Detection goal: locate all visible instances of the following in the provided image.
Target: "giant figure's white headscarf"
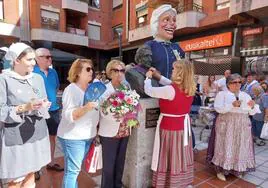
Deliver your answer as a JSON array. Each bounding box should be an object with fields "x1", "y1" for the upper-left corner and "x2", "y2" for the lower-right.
[{"x1": 150, "y1": 4, "x2": 177, "y2": 38}]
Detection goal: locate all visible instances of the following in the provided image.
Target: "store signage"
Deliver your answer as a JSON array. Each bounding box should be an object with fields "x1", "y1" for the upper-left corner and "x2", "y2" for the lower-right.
[
  {"x1": 179, "y1": 32, "x2": 233, "y2": 52},
  {"x1": 242, "y1": 27, "x2": 263, "y2": 36}
]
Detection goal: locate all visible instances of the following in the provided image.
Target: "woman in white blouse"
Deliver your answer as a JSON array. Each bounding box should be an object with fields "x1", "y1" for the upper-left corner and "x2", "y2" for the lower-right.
[
  {"x1": 99, "y1": 60, "x2": 131, "y2": 188},
  {"x1": 211, "y1": 73, "x2": 259, "y2": 181},
  {"x1": 57, "y1": 59, "x2": 99, "y2": 187}
]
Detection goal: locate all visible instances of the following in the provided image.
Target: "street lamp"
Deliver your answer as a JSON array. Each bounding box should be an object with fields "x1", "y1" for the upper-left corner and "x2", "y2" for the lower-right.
[{"x1": 115, "y1": 27, "x2": 123, "y2": 61}]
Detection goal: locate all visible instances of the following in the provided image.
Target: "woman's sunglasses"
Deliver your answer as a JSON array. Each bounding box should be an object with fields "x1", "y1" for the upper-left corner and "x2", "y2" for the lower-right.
[
  {"x1": 111, "y1": 68, "x2": 125, "y2": 73},
  {"x1": 230, "y1": 81, "x2": 242, "y2": 84},
  {"x1": 39, "y1": 55, "x2": 52, "y2": 60},
  {"x1": 85, "y1": 67, "x2": 94, "y2": 72}
]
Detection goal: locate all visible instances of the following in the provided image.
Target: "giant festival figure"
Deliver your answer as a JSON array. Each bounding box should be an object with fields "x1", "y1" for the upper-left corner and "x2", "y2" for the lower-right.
[{"x1": 125, "y1": 4, "x2": 185, "y2": 97}]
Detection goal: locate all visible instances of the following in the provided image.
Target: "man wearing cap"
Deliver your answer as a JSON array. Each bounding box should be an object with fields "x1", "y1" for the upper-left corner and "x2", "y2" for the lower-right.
[{"x1": 34, "y1": 48, "x2": 63, "y2": 173}]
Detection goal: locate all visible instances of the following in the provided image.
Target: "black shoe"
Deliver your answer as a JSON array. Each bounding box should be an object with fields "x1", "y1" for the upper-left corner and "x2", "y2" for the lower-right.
[{"x1": 35, "y1": 171, "x2": 41, "y2": 181}]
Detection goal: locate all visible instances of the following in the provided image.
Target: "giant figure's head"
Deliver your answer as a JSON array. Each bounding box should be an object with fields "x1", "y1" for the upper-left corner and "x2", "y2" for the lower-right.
[{"x1": 150, "y1": 4, "x2": 177, "y2": 40}]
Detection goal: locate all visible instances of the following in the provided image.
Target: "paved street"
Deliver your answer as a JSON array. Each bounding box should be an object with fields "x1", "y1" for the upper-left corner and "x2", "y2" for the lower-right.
[{"x1": 35, "y1": 126, "x2": 268, "y2": 188}]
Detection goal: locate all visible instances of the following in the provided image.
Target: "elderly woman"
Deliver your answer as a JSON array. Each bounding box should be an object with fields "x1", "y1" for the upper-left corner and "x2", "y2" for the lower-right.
[
  {"x1": 99, "y1": 60, "x2": 132, "y2": 188},
  {"x1": 212, "y1": 73, "x2": 259, "y2": 181},
  {"x1": 57, "y1": 59, "x2": 99, "y2": 187},
  {"x1": 145, "y1": 59, "x2": 196, "y2": 188},
  {"x1": 252, "y1": 86, "x2": 268, "y2": 146},
  {"x1": 0, "y1": 43, "x2": 51, "y2": 188}
]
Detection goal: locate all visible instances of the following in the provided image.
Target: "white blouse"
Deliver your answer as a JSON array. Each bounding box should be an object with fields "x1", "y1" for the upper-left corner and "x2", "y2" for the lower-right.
[
  {"x1": 144, "y1": 77, "x2": 174, "y2": 100},
  {"x1": 57, "y1": 83, "x2": 99, "y2": 140},
  {"x1": 214, "y1": 90, "x2": 260, "y2": 115}
]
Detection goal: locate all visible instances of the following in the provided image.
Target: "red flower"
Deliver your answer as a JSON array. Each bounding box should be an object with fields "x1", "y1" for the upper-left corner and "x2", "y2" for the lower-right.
[
  {"x1": 112, "y1": 100, "x2": 119, "y2": 107},
  {"x1": 117, "y1": 92, "x2": 125, "y2": 100}
]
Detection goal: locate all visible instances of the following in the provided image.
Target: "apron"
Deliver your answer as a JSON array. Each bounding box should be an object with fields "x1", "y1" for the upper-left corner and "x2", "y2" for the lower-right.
[{"x1": 151, "y1": 113, "x2": 191, "y2": 171}]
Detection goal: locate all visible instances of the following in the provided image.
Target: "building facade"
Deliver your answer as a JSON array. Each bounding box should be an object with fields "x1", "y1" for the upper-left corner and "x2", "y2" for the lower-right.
[{"x1": 1, "y1": 0, "x2": 268, "y2": 82}]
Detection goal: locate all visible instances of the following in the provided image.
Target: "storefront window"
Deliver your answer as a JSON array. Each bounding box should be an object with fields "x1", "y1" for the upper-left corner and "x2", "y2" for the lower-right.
[
  {"x1": 207, "y1": 47, "x2": 232, "y2": 56},
  {"x1": 190, "y1": 50, "x2": 205, "y2": 59}
]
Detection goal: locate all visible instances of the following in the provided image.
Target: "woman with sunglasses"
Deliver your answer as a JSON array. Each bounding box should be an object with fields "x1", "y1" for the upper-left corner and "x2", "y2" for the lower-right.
[
  {"x1": 210, "y1": 73, "x2": 259, "y2": 181},
  {"x1": 57, "y1": 59, "x2": 99, "y2": 187},
  {"x1": 99, "y1": 60, "x2": 132, "y2": 188},
  {"x1": 0, "y1": 43, "x2": 51, "y2": 188}
]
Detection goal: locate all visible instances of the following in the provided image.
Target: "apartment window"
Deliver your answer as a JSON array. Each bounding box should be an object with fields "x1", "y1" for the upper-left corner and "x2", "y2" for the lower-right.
[
  {"x1": 41, "y1": 9, "x2": 59, "y2": 30},
  {"x1": 113, "y1": 0, "x2": 122, "y2": 9},
  {"x1": 136, "y1": 1, "x2": 148, "y2": 27},
  {"x1": 88, "y1": 24, "x2": 101, "y2": 40},
  {"x1": 112, "y1": 25, "x2": 123, "y2": 40},
  {"x1": 89, "y1": 0, "x2": 100, "y2": 9},
  {"x1": 0, "y1": 0, "x2": 3, "y2": 20},
  {"x1": 216, "y1": 0, "x2": 230, "y2": 10}
]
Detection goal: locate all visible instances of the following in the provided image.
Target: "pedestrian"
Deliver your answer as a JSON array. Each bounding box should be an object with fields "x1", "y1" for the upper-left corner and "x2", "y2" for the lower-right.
[
  {"x1": 214, "y1": 69, "x2": 231, "y2": 91},
  {"x1": 99, "y1": 60, "x2": 132, "y2": 188},
  {"x1": 34, "y1": 48, "x2": 64, "y2": 174},
  {"x1": 212, "y1": 73, "x2": 259, "y2": 181},
  {"x1": 0, "y1": 42, "x2": 51, "y2": 188},
  {"x1": 145, "y1": 59, "x2": 196, "y2": 187},
  {"x1": 57, "y1": 59, "x2": 99, "y2": 188}
]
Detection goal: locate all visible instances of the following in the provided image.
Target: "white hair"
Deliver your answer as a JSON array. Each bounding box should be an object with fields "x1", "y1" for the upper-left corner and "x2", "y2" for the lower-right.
[{"x1": 150, "y1": 4, "x2": 177, "y2": 38}]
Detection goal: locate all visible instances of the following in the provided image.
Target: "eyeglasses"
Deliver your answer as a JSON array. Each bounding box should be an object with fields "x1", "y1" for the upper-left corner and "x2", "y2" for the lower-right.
[
  {"x1": 111, "y1": 69, "x2": 125, "y2": 73},
  {"x1": 39, "y1": 55, "x2": 52, "y2": 60},
  {"x1": 230, "y1": 81, "x2": 242, "y2": 84},
  {"x1": 85, "y1": 67, "x2": 94, "y2": 72}
]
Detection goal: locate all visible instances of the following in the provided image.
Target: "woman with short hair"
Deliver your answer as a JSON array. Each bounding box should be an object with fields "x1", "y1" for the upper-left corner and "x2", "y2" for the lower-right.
[
  {"x1": 57, "y1": 59, "x2": 99, "y2": 187},
  {"x1": 212, "y1": 73, "x2": 259, "y2": 181},
  {"x1": 99, "y1": 59, "x2": 131, "y2": 188}
]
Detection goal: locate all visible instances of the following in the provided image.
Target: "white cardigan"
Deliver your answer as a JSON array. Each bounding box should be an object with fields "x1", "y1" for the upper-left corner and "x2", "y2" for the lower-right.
[{"x1": 99, "y1": 82, "x2": 121, "y2": 137}]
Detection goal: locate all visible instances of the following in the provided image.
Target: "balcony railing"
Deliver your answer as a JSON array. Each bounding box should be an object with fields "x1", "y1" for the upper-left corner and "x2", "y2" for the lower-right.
[
  {"x1": 67, "y1": 27, "x2": 86, "y2": 36},
  {"x1": 175, "y1": 3, "x2": 203, "y2": 14}
]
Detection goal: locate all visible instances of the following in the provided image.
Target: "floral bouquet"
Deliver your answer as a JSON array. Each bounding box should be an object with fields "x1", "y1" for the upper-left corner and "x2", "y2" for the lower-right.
[{"x1": 101, "y1": 85, "x2": 141, "y2": 128}]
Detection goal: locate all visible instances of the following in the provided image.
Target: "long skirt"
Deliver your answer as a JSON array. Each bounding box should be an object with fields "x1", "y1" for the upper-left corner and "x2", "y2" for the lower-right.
[
  {"x1": 211, "y1": 113, "x2": 255, "y2": 175},
  {"x1": 152, "y1": 129, "x2": 194, "y2": 188}
]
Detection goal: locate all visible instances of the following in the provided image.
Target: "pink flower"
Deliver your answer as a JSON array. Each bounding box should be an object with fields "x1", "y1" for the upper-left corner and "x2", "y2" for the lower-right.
[
  {"x1": 117, "y1": 92, "x2": 125, "y2": 100},
  {"x1": 112, "y1": 101, "x2": 119, "y2": 107},
  {"x1": 126, "y1": 97, "x2": 133, "y2": 104}
]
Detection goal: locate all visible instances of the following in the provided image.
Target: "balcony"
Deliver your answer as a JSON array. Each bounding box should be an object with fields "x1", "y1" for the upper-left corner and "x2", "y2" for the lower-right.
[
  {"x1": 128, "y1": 3, "x2": 206, "y2": 42},
  {"x1": 175, "y1": 3, "x2": 206, "y2": 29},
  {"x1": 229, "y1": 0, "x2": 268, "y2": 17},
  {"x1": 62, "y1": 0, "x2": 88, "y2": 14},
  {"x1": 0, "y1": 22, "x2": 20, "y2": 38},
  {"x1": 31, "y1": 28, "x2": 88, "y2": 47}
]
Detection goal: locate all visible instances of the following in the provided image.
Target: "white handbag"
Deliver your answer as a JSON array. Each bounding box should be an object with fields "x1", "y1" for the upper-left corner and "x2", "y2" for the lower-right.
[{"x1": 260, "y1": 122, "x2": 268, "y2": 139}]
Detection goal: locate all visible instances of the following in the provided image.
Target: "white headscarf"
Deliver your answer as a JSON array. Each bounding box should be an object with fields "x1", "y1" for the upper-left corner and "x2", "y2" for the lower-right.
[
  {"x1": 4, "y1": 42, "x2": 31, "y2": 65},
  {"x1": 150, "y1": 4, "x2": 177, "y2": 38}
]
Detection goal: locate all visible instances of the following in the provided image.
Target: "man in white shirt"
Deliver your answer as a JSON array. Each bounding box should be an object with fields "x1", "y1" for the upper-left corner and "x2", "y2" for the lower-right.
[
  {"x1": 242, "y1": 73, "x2": 259, "y2": 98},
  {"x1": 214, "y1": 69, "x2": 231, "y2": 91}
]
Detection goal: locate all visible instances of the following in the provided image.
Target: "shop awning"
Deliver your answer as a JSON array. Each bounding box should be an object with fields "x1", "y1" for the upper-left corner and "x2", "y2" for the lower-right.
[
  {"x1": 51, "y1": 48, "x2": 84, "y2": 63},
  {"x1": 193, "y1": 56, "x2": 232, "y2": 75}
]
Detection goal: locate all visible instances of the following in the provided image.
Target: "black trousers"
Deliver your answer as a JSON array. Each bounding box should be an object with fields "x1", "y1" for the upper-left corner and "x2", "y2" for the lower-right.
[{"x1": 100, "y1": 136, "x2": 129, "y2": 188}]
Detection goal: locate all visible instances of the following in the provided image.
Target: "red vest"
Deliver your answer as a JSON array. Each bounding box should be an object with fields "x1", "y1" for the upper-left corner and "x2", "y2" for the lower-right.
[{"x1": 159, "y1": 84, "x2": 193, "y2": 130}]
